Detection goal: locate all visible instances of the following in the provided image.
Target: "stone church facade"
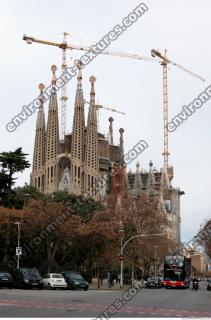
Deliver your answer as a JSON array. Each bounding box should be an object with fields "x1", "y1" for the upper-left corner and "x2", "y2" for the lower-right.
[
  {"x1": 31, "y1": 65, "x2": 183, "y2": 246},
  {"x1": 31, "y1": 65, "x2": 124, "y2": 201}
]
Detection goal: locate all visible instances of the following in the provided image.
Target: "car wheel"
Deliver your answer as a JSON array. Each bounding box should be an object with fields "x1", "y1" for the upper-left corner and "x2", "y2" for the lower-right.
[
  {"x1": 84, "y1": 288, "x2": 88, "y2": 291},
  {"x1": 48, "y1": 284, "x2": 52, "y2": 290}
]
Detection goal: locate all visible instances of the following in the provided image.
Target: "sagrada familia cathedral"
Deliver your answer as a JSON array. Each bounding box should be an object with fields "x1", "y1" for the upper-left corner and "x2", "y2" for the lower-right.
[{"x1": 31, "y1": 65, "x2": 183, "y2": 247}]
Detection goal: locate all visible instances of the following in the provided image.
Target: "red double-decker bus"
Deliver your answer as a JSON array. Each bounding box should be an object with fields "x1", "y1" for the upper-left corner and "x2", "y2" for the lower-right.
[{"x1": 163, "y1": 255, "x2": 191, "y2": 288}]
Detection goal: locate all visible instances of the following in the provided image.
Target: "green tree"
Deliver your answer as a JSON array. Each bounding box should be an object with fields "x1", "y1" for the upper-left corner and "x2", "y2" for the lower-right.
[
  {"x1": 6, "y1": 184, "x2": 46, "y2": 209},
  {"x1": 0, "y1": 148, "x2": 30, "y2": 193},
  {"x1": 0, "y1": 169, "x2": 11, "y2": 197},
  {"x1": 53, "y1": 191, "x2": 103, "y2": 221}
]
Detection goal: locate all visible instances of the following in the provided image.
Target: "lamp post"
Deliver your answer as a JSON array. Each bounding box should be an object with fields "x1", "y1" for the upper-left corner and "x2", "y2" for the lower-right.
[
  {"x1": 154, "y1": 245, "x2": 158, "y2": 276},
  {"x1": 14, "y1": 193, "x2": 30, "y2": 269},
  {"x1": 120, "y1": 233, "x2": 167, "y2": 288},
  {"x1": 14, "y1": 221, "x2": 21, "y2": 269},
  {"x1": 119, "y1": 223, "x2": 124, "y2": 288}
]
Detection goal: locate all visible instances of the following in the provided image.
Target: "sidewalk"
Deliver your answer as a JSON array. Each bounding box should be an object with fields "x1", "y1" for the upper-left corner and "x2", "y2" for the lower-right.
[{"x1": 88, "y1": 279, "x2": 143, "y2": 290}]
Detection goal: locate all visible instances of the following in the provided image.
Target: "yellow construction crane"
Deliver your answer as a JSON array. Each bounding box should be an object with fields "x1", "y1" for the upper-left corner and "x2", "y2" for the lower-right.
[
  {"x1": 23, "y1": 33, "x2": 156, "y2": 139},
  {"x1": 23, "y1": 34, "x2": 205, "y2": 167},
  {"x1": 84, "y1": 100, "x2": 126, "y2": 130},
  {"x1": 151, "y1": 49, "x2": 205, "y2": 168}
]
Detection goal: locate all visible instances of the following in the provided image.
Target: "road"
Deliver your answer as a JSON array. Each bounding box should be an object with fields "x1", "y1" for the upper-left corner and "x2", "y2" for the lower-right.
[{"x1": 0, "y1": 282, "x2": 210, "y2": 318}]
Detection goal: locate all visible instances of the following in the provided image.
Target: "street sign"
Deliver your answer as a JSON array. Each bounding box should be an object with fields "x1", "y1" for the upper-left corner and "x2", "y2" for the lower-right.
[
  {"x1": 16, "y1": 247, "x2": 22, "y2": 256},
  {"x1": 119, "y1": 255, "x2": 124, "y2": 262}
]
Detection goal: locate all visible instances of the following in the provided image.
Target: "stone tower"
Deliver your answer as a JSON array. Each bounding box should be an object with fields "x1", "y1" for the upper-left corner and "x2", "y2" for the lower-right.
[
  {"x1": 45, "y1": 65, "x2": 59, "y2": 194},
  {"x1": 111, "y1": 128, "x2": 126, "y2": 202},
  {"x1": 31, "y1": 64, "x2": 123, "y2": 201},
  {"x1": 31, "y1": 83, "x2": 46, "y2": 192},
  {"x1": 71, "y1": 64, "x2": 85, "y2": 195},
  {"x1": 132, "y1": 161, "x2": 143, "y2": 198},
  {"x1": 84, "y1": 76, "x2": 99, "y2": 198}
]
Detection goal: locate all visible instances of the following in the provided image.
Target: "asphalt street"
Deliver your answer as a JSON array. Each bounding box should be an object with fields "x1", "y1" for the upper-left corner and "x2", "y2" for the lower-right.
[{"x1": 0, "y1": 282, "x2": 210, "y2": 318}]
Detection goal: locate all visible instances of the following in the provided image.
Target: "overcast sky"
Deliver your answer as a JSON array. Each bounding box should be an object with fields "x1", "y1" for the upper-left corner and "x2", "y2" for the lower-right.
[{"x1": 0, "y1": 0, "x2": 211, "y2": 242}]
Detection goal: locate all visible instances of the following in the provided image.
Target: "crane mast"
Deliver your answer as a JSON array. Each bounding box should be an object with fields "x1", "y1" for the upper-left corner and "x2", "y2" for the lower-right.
[
  {"x1": 161, "y1": 49, "x2": 169, "y2": 168},
  {"x1": 151, "y1": 48, "x2": 205, "y2": 168}
]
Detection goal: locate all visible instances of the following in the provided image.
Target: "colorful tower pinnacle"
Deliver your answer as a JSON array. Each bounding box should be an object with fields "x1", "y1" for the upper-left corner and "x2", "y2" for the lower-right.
[
  {"x1": 71, "y1": 63, "x2": 85, "y2": 194},
  {"x1": 84, "y1": 75, "x2": 99, "y2": 197},
  {"x1": 32, "y1": 83, "x2": 46, "y2": 192},
  {"x1": 45, "y1": 65, "x2": 59, "y2": 193}
]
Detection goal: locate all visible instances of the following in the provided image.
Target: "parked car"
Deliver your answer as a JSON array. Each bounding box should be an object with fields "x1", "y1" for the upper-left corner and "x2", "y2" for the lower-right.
[
  {"x1": 0, "y1": 272, "x2": 13, "y2": 289},
  {"x1": 61, "y1": 271, "x2": 89, "y2": 291},
  {"x1": 11, "y1": 268, "x2": 43, "y2": 289},
  {"x1": 145, "y1": 276, "x2": 162, "y2": 288},
  {"x1": 207, "y1": 279, "x2": 211, "y2": 291},
  {"x1": 42, "y1": 273, "x2": 67, "y2": 290}
]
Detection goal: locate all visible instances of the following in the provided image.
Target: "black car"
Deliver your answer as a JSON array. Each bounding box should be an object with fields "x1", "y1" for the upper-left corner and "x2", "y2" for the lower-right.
[
  {"x1": 145, "y1": 276, "x2": 162, "y2": 288},
  {"x1": 207, "y1": 279, "x2": 211, "y2": 291},
  {"x1": 61, "y1": 271, "x2": 89, "y2": 291},
  {"x1": 11, "y1": 268, "x2": 43, "y2": 289},
  {"x1": 0, "y1": 272, "x2": 13, "y2": 289}
]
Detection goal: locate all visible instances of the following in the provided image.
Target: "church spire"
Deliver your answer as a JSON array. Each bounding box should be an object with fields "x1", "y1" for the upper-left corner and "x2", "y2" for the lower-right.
[
  {"x1": 132, "y1": 161, "x2": 143, "y2": 197},
  {"x1": 119, "y1": 128, "x2": 124, "y2": 163},
  {"x1": 45, "y1": 65, "x2": 59, "y2": 193},
  {"x1": 108, "y1": 117, "x2": 114, "y2": 145},
  {"x1": 32, "y1": 83, "x2": 46, "y2": 192},
  {"x1": 84, "y1": 75, "x2": 99, "y2": 198},
  {"x1": 71, "y1": 63, "x2": 86, "y2": 194},
  {"x1": 146, "y1": 160, "x2": 156, "y2": 196},
  {"x1": 36, "y1": 83, "x2": 46, "y2": 130}
]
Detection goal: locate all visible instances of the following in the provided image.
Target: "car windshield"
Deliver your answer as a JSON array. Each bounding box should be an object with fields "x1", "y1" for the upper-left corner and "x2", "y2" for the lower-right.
[
  {"x1": 0, "y1": 272, "x2": 11, "y2": 277},
  {"x1": 21, "y1": 268, "x2": 40, "y2": 276},
  {"x1": 68, "y1": 273, "x2": 83, "y2": 280},
  {"x1": 148, "y1": 277, "x2": 157, "y2": 281},
  {"x1": 52, "y1": 274, "x2": 64, "y2": 279}
]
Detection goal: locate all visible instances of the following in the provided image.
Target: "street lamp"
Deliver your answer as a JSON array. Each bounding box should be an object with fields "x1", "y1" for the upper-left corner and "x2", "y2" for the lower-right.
[
  {"x1": 14, "y1": 221, "x2": 21, "y2": 269},
  {"x1": 14, "y1": 193, "x2": 30, "y2": 269},
  {"x1": 154, "y1": 245, "x2": 158, "y2": 276},
  {"x1": 120, "y1": 233, "x2": 167, "y2": 288},
  {"x1": 119, "y1": 222, "x2": 124, "y2": 288}
]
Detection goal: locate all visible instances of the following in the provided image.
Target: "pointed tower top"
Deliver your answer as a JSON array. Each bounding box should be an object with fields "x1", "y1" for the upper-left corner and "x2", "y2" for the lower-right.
[
  {"x1": 119, "y1": 128, "x2": 124, "y2": 162},
  {"x1": 89, "y1": 75, "x2": 96, "y2": 104},
  {"x1": 108, "y1": 117, "x2": 114, "y2": 145},
  {"x1": 133, "y1": 161, "x2": 143, "y2": 196},
  {"x1": 51, "y1": 65, "x2": 57, "y2": 86},
  {"x1": 147, "y1": 160, "x2": 156, "y2": 196},
  {"x1": 89, "y1": 75, "x2": 96, "y2": 86},
  {"x1": 38, "y1": 83, "x2": 45, "y2": 104},
  {"x1": 87, "y1": 75, "x2": 97, "y2": 125},
  {"x1": 136, "y1": 161, "x2": 141, "y2": 173},
  {"x1": 77, "y1": 61, "x2": 83, "y2": 88},
  {"x1": 36, "y1": 83, "x2": 46, "y2": 130},
  {"x1": 38, "y1": 83, "x2": 45, "y2": 93}
]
